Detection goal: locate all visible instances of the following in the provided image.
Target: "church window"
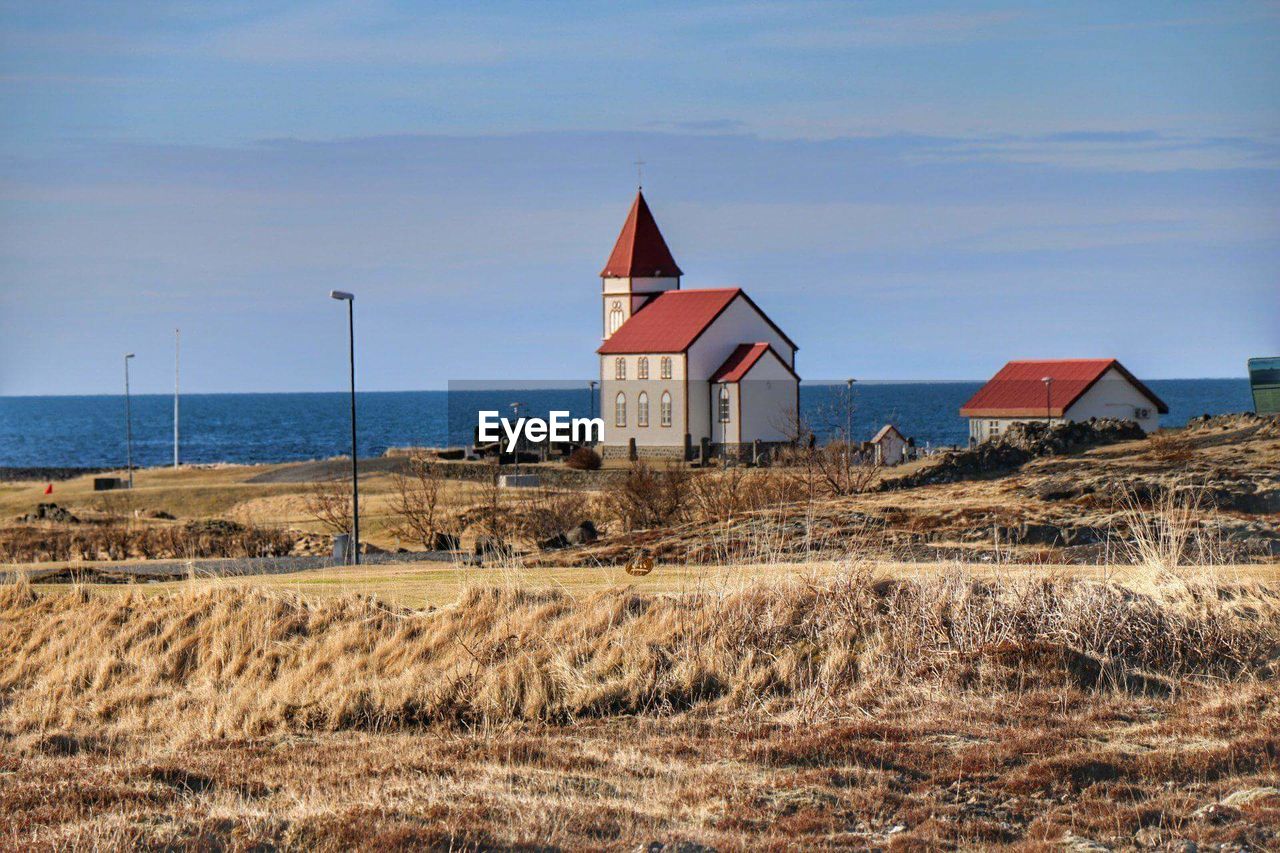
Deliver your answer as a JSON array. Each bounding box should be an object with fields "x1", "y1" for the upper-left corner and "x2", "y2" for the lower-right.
[
  {"x1": 660, "y1": 357, "x2": 672, "y2": 379},
  {"x1": 608, "y1": 302, "x2": 624, "y2": 335},
  {"x1": 718, "y1": 386, "x2": 731, "y2": 423},
  {"x1": 615, "y1": 393, "x2": 627, "y2": 427},
  {"x1": 660, "y1": 392, "x2": 672, "y2": 427},
  {"x1": 615, "y1": 357, "x2": 626, "y2": 380},
  {"x1": 637, "y1": 392, "x2": 649, "y2": 427},
  {"x1": 638, "y1": 357, "x2": 649, "y2": 379}
]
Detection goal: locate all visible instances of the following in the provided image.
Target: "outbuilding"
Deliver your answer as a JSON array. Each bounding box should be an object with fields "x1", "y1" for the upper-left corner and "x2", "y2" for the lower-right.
[
  {"x1": 869, "y1": 424, "x2": 908, "y2": 466},
  {"x1": 960, "y1": 358, "x2": 1168, "y2": 444}
]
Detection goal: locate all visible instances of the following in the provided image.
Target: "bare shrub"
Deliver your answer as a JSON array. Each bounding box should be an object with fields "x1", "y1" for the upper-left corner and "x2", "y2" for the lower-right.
[
  {"x1": 565, "y1": 447, "x2": 601, "y2": 470},
  {"x1": 519, "y1": 487, "x2": 590, "y2": 544},
  {"x1": 600, "y1": 461, "x2": 690, "y2": 531},
  {"x1": 387, "y1": 457, "x2": 455, "y2": 548},
  {"x1": 302, "y1": 478, "x2": 354, "y2": 537},
  {"x1": 776, "y1": 440, "x2": 880, "y2": 498},
  {"x1": 686, "y1": 467, "x2": 809, "y2": 524}
]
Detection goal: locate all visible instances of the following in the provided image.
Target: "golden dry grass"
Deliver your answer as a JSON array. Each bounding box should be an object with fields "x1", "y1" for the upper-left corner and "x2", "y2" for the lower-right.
[{"x1": 1, "y1": 564, "x2": 1278, "y2": 849}]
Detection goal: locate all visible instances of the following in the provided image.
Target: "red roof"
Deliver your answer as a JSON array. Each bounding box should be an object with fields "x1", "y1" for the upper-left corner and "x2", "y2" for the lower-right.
[
  {"x1": 710, "y1": 343, "x2": 799, "y2": 383},
  {"x1": 600, "y1": 190, "x2": 683, "y2": 278},
  {"x1": 598, "y1": 288, "x2": 739, "y2": 354},
  {"x1": 960, "y1": 359, "x2": 1168, "y2": 418}
]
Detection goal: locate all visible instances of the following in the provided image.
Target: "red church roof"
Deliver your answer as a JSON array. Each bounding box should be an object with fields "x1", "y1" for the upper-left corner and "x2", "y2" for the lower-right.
[
  {"x1": 710, "y1": 343, "x2": 799, "y2": 383},
  {"x1": 600, "y1": 190, "x2": 683, "y2": 278},
  {"x1": 960, "y1": 359, "x2": 1168, "y2": 418},
  {"x1": 598, "y1": 288, "x2": 740, "y2": 354}
]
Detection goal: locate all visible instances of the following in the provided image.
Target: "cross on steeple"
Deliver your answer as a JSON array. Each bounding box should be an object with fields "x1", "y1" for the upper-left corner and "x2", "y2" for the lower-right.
[{"x1": 634, "y1": 158, "x2": 645, "y2": 189}]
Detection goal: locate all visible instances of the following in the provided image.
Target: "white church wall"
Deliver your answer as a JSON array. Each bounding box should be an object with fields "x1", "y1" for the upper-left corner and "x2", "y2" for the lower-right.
[
  {"x1": 686, "y1": 296, "x2": 795, "y2": 380},
  {"x1": 737, "y1": 353, "x2": 799, "y2": 443}
]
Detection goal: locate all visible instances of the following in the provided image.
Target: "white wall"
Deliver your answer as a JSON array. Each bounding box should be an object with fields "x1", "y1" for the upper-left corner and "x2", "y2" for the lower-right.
[
  {"x1": 687, "y1": 296, "x2": 795, "y2": 380},
  {"x1": 1064, "y1": 367, "x2": 1161, "y2": 433},
  {"x1": 601, "y1": 276, "x2": 678, "y2": 340},
  {"x1": 737, "y1": 352, "x2": 799, "y2": 443},
  {"x1": 600, "y1": 354, "x2": 689, "y2": 448}
]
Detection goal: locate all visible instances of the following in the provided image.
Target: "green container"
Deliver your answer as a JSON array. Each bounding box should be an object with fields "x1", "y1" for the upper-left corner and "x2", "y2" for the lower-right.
[{"x1": 1248, "y1": 357, "x2": 1280, "y2": 415}]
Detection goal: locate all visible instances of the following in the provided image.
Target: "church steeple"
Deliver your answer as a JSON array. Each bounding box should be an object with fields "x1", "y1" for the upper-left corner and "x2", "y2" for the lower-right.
[{"x1": 600, "y1": 190, "x2": 683, "y2": 278}]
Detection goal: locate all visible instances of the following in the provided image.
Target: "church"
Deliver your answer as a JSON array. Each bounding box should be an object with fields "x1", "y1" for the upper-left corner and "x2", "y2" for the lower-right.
[{"x1": 597, "y1": 191, "x2": 800, "y2": 461}]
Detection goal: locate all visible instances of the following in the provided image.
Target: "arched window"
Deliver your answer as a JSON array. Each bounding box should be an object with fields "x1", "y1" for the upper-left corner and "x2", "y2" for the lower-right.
[
  {"x1": 660, "y1": 391, "x2": 672, "y2": 427},
  {"x1": 614, "y1": 393, "x2": 627, "y2": 427},
  {"x1": 637, "y1": 392, "x2": 649, "y2": 427},
  {"x1": 660, "y1": 357, "x2": 672, "y2": 379},
  {"x1": 608, "y1": 302, "x2": 624, "y2": 335},
  {"x1": 615, "y1": 357, "x2": 626, "y2": 380},
  {"x1": 637, "y1": 357, "x2": 649, "y2": 380},
  {"x1": 718, "y1": 386, "x2": 731, "y2": 423}
]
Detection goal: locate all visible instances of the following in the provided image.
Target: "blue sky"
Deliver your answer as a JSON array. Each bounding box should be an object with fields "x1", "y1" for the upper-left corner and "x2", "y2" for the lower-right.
[{"x1": 1, "y1": 0, "x2": 1278, "y2": 394}]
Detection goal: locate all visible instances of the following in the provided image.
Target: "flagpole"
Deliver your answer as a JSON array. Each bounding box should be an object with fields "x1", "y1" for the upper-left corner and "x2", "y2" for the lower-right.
[{"x1": 174, "y1": 328, "x2": 180, "y2": 469}]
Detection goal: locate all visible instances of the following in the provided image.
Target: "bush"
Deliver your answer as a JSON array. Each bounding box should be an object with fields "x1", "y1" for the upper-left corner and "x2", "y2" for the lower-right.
[
  {"x1": 566, "y1": 447, "x2": 602, "y2": 471},
  {"x1": 600, "y1": 461, "x2": 690, "y2": 531}
]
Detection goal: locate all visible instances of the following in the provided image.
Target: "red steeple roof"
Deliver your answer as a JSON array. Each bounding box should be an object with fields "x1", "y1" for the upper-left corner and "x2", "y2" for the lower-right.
[{"x1": 600, "y1": 190, "x2": 683, "y2": 278}]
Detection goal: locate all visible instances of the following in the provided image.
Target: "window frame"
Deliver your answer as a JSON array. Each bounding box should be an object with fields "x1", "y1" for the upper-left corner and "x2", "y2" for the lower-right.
[
  {"x1": 614, "y1": 357, "x2": 626, "y2": 380},
  {"x1": 637, "y1": 391, "x2": 649, "y2": 427},
  {"x1": 660, "y1": 391, "x2": 672, "y2": 427},
  {"x1": 718, "y1": 386, "x2": 731, "y2": 423},
  {"x1": 660, "y1": 357, "x2": 672, "y2": 379},
  {"x1": 637, "y1": 357, "x2": 649, "y2": 380},
  {"x1": 614, "y1": 392, "x2": 627, "y2": 428}
]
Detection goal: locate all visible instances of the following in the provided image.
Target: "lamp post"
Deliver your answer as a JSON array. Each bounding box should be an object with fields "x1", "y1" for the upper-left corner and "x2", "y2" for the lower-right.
[
  {"x1": 588, "y1": 380, "x2": 597, "y2": 424},
  {"x1": 1042, "y1": 376, "x2": 1053, "y2": 426},
  {"x1": 330, "y1": 290, "x2": 359, "y2": 565},
  {"x1": 845, "y1": 378, "x2": 856, "y2": 470},
  {"x1": 124, "y1": 353, "x2": 135, "y2": 489},
  {"x1": 509, "y1": 401, "x2": 523, "y2": 474}
]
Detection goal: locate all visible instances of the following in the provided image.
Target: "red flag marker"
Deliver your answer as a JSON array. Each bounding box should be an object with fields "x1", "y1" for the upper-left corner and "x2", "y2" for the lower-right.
[{"x1": 44, "y1": 484, "x2": 53, "y2": 495}]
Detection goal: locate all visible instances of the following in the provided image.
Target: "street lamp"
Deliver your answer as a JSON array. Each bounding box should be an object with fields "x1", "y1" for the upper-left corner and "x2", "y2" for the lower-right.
[
  {"x1": 1042, "y1": 376, "x2": 1053, "y2": 425},
  {"x1": 588, "y1": 380, "x2": 597, "y2": 425},
  {"x1": 509, "y1": 401, "x2": 524, "y2": 473},
  {"x1": 845, "y1": 378, "x2": 856, "y2": 469},
  {"x1": 124, "y1": 353, "x2": 135, "y2": 489},
  {"x1": 330, "y1": 290, "x2": 359, "y2": 565}
]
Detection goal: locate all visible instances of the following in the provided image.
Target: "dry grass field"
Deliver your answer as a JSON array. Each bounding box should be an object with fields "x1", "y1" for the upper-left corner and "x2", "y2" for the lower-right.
[
  {"x1": 3, "y1": 420, "x2": 1277, "y2": 848},
  {"x1": 2, "y1": 561, "x2": 1278, "y2": 849}
]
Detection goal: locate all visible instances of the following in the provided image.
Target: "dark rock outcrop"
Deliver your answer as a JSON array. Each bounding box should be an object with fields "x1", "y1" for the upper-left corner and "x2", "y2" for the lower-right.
[{"x1": 884, "y1": 419, "x2": 1146, "y2": 490}]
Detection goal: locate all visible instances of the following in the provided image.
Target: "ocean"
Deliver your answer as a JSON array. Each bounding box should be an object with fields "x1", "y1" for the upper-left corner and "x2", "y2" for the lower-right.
[{"x1": 0, "y1": 379, "x2": 1253, "y2": 469}]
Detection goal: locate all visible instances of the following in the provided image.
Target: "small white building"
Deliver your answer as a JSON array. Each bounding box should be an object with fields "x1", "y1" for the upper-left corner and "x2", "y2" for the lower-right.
[
  {"x1": 869, "y1": 424, "x2": 909, "y2": 466},
  {"x1": 960, "y1": 358, "x2": 1168, "y2": 444},
  {"x1": 596, "y1": 190, "x2": 800, "y2": 460}
]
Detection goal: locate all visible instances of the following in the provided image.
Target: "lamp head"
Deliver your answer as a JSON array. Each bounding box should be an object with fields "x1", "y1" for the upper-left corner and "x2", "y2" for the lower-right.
[
  {"x1": 125, "y1": 352, "x2": 135, "y2": 359},
  {"x1": 330, "y1": 290, "x2": 354, "y2": 301}
]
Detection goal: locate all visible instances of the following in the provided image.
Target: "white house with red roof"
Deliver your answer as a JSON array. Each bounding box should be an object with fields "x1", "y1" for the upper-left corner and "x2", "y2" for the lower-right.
[
  {"x1": 960, "y1": 359, "x2": 1168, "y2": 444},
  {"x1": 596, "y1": 191, "x2": 799, "y2": 460}
]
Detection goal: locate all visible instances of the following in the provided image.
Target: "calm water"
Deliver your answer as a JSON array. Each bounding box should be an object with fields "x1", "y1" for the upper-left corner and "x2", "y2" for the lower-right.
[{"x1": 0, "y1": 379, "x2": 1253, "y2": 469}]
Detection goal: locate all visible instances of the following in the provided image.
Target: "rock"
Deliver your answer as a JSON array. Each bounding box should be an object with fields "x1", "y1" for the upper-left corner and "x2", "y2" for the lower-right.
[
  {"x1": 1061, "y1": 834, "x2": 1112, "y2": 852},
  {"x1": 538, "y1": 533, "x2": 570, "y2": 550},
  {"x1": 18, "y1": 503, "x2": 80, "y2": 524},
  {"x1": 1219, "y1": 786, "x2": 1280, "y2": 807},
  {"x1": 1133, "y1": 826, "x2": 1162, "y2": 848},
  {"x1": 566, "y1": 520, "x2": 599, "y2": 545},
  {"x1": 884, "y1": 419, "x2": 1146, "y2": 491}
]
